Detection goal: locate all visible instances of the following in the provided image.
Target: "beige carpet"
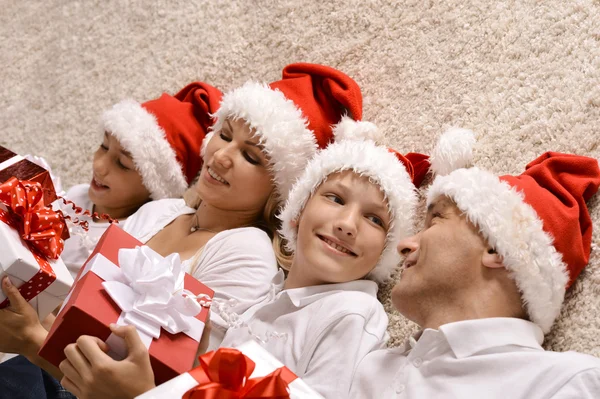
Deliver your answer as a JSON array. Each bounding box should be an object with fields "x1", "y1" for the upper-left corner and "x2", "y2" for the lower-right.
[{"x1": 2, "y1": 0, "x2": 599, "y2": 356}]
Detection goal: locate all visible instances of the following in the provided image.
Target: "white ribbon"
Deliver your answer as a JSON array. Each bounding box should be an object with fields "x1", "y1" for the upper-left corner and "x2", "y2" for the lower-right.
[
  {"x1": 83, "y1": 247, "x2": 209, "y2": 357},
  {"x1": 0, "y1": 154, "x2": 24, "y2": 171}
]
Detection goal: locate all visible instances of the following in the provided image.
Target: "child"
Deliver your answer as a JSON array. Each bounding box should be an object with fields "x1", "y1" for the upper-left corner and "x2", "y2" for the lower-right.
[
  {"x1": 59, "y1": 81, "x2": 222, "y2": 279},
  {"x1": 0, "y1": 63, "x2": 369, "y2": 399},
  {"x1": 219, "y1": 116, "x2": 430, "y2": 398}
]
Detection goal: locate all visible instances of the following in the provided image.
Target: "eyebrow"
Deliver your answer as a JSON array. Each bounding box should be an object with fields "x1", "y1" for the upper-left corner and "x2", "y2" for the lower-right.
[{"x1": 120, "y1": 149, "x2": 133, "y2": 158}]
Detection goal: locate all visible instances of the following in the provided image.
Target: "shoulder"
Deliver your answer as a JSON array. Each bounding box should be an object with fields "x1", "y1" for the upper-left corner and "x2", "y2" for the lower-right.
[
  {"x1": 63, "y1": 184, "x2": 92, "y2": 207},
  {"x1": 539, "y1": 350, "x2": 600, "y2": 373},
  {"x1": 122, "y1": 198, "x2": 192, "y2": 239},
  {"x1": 312, "y1": 285, "x2": 387, "y2": 332},
  {"x1": 206, "y1": 227, "x2": 273, "y2": 255}
]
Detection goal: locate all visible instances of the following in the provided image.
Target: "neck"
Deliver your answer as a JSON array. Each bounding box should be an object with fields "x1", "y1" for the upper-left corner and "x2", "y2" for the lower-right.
[
  {"x1": 283, "y1": 257, "x2": 322, "y2": 290},
  {"x1": 193, "y1": 200, "x2": 260, "y2": 234},
  {"x1": 414, "y1": 284, "x2": 523, "y2": 330},
  {"x1": 93, "y1": 203, "x2": 143, "y2": 221}
]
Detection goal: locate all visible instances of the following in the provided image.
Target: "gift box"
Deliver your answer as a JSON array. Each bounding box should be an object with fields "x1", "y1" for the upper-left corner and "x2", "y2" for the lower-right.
[
  {"x1": 0, "y1": 146, "x2": 57, "y2": 206},
  {"x1": 0, "y1": 178, "x2": 73, "y2": 320},
  {"x1": 39, "y1": 224, "x2": 214, "y2": 385},
  {"x1": 136, "y1": 340, "x2": 325, "y2": 399}
]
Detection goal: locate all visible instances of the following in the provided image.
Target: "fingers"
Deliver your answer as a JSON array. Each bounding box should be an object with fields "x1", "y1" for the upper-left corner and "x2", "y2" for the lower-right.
[
  {"x1": 64, "y1": 341, "x2": 92, "y2": 374},
  {"x1": 59, "y1": 356, "x2": 84, "y2": 387},
  {"x1": 60, "y1": 375, "x2": 82, "y2": 398},
  {"x1": 1, "y1": 277, "x2": 29, "y2": 312},
  {"x1": 109, "y1": 324, "x2": 148, "y2": 359},
  {"x1": 75, "y1": 336, "x2": 111, "y2": 365}
]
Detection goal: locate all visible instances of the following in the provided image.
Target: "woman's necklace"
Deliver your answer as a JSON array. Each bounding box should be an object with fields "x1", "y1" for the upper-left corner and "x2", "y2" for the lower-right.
[{"x1": 190, "y1": 212, "x2": 217, "y2": 234}]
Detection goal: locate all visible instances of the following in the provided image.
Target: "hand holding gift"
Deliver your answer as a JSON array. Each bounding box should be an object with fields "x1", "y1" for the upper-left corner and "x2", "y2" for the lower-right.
[
  {"x1": 60, "y1": 324, "x2": 156, "y2": 399},
  {"x1": 40, "y1": 225, "x2": 214, "y2": 385},
  {"x1": 0, "y1": 276, "x2": 48, "y2": 358},
  {"x1": 0, "y1": 177, "x2": 73, "y2": 320}
]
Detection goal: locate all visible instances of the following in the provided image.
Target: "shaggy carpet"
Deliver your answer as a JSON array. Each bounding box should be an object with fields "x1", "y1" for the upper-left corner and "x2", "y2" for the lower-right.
[{"x1": 1, "y1": 0, "x2": 599, "y2": 356}]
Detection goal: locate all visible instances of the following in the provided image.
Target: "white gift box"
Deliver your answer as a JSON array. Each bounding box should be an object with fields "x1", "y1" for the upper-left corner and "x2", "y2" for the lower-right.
[
  {"x1": 136, "y1": 340, "x2": 324, "y2": 399},
  {"x1": 0, "y1": 218, "x2": 73, "y2": 320}
]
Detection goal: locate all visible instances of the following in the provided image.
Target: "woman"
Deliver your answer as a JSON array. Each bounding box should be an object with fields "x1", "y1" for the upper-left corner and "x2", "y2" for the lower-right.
[{"x1": 0, "y1": 62, "x2": 365, "y2": 399}]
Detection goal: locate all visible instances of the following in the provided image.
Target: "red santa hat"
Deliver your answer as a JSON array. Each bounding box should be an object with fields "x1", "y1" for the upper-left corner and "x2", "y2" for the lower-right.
[
  {"x1": 279, "y1": 116, "x2": 430, "y2": 283},
  {"x1": 428, "y1": 129, "x2": 600, "y2": 333},
  {"x1": 101, "y1": 81, "x2": 223, "y2": 200},
  {"x1": 204, "y1": 63, "x2": 363, "y2": 202}
]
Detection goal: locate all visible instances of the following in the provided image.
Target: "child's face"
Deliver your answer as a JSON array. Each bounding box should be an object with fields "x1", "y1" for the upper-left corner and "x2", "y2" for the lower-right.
[
  {"x1": 88, "y1": 133, "x2": 151, "y2": 217},
  {"x1": 196, "y1": 118, "x2": 274, "y2": 214},
  {"x1": 294, "y1": 171, "x2": 390, "y2": 284}
]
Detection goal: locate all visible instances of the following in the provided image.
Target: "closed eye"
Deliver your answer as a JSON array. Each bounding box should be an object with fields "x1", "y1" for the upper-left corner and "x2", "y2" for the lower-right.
[
  {"x1": 117, "y1": 159, "x2": 130, "y2": 170},
  {"x1": 243, "y1": 151, "x2": 260, "y2": 165},
  {"x1": 219, "y1": 132, "x2": 232, "y2": 142},
  {"x1": 99, "y1": 144, "x2": 108, "y2": 151}
]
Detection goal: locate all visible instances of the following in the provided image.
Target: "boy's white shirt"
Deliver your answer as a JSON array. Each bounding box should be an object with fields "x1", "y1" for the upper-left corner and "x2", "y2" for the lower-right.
[
  {"x1": 122, "y1": 198, "x2": 279, "y2": 351},
  {"x1": 220, "y1": 269, "x2": 389, "y2": 399},
  {"x1": 58, "y1": 184, "x2": 117, "y2": 280},
  {"x1": 350, "y1": 317, "x2": 600, "y2": 399}
]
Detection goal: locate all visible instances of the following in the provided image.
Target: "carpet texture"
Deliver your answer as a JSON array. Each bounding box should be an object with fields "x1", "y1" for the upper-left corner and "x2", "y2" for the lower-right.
[{"x1": 1, "y1": 0, "x2": 599, "y2": 356}]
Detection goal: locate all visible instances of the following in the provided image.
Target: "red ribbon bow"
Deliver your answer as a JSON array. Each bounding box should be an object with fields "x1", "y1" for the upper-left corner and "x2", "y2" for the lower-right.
[
  {"x1": 0, "y1": 177, "x2": 66, "y2": 260},
  {"x1": 183, "y1": 348, "x2": 292, "y2": 399}
]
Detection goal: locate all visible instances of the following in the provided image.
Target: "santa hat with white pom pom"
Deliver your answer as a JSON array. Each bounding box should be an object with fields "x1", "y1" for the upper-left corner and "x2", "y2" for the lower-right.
[
  {"x1": 278, "y1": 116, "x2": 430, "y2": 283},
  {"x1": 427, "y1": 127, "x2": 600, "y2": 333}
]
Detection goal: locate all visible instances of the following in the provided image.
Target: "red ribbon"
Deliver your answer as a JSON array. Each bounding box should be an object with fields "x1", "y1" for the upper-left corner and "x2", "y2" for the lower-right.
[
  {"x1": 183, "y1": 348, "x2": 293, "y2": 399},
  {"x1": 0, "y1": 178, "x2": 67, "y2": 307},
  {"x1": 0, "y1": 177, "x2": 66, "y2": 259}
]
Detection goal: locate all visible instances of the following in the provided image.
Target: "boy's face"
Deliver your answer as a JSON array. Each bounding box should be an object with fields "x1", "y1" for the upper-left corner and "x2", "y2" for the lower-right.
[
  {"x1": 88, "y1": 133, "x2": 151, "y2": 218},
  {"x1": 293, "y1": 171, "x2": 390, "y2": 284},
  {"x1": 196, "y1": 118, "x2": 274, "y2": 214}
]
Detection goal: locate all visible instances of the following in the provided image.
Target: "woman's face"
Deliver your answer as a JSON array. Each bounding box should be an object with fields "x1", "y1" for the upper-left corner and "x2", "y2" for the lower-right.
[{"x1": 196, "y1": 118, "x2": 274, "y2": 215}]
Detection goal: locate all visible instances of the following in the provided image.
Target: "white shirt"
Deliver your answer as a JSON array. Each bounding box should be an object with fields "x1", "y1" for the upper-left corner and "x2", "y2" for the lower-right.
[
  {"x1": 58, "y1": 184, "x2": 119, "y2": 279},
  {"x1": 122, "y1": 198, "x2": 279, "y2": 350},
  {"x1": 221, "y1": 271, "x2": 389, "y2": 399},
  {"x1": 350, "y1": 317, "x2": 600, "y2": 399}
]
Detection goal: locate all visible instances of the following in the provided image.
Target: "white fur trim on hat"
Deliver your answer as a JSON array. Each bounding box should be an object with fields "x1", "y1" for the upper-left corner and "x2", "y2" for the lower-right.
[
  {"x1": 101, "y1": 99, "x2": 188, "y2": 199},
  {"x1": 279, "y1": 139, "x2": 418, "y2": 283},
  {"x1": 430, "y1": 128, "x2": 476, "y2": 176},
  {"x1": 332, "y1": 116, "x2": 383, "y2": 143},
  {"x1": 427, "y1": 168, "x2": 569, "y2": 333},
  {"x1": 211, "y1": 82, "x2": 318, "y2": 203}
]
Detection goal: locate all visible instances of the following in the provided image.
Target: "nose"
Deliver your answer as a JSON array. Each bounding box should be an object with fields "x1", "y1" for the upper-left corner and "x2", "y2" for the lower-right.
[
  {"x1": 93, "y1": 151, "x2": 109, "y2": 177},
  {"x1": 333, "y1": 208, "x2": 359, "y2": 238},
  {"x1": 212, "y1": 145, "x2": 233, "y2": 169},
  {"x1": 397, "y1": 233, "x2": 420, "y2": 256}
]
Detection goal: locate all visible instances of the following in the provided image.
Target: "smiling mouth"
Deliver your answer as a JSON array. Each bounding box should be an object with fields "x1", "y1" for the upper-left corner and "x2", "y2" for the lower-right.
[
  {"x1": 318, "y1": 235, "x2": 357, "y2": 256},
  {"x1": 207, "y1": 167, "x2": 229, "y2": 185}
]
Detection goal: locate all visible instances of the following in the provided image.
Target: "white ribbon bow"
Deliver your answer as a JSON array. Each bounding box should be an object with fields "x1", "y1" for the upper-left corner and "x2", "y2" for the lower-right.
[{"x1": 100, "y1": 246, "x2": 206, "y2": 340}]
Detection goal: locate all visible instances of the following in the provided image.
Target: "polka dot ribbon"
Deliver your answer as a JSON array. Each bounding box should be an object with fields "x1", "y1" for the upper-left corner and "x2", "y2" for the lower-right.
[{"x1": 0, "y1": 177, "x2": 66, "y2": 307}]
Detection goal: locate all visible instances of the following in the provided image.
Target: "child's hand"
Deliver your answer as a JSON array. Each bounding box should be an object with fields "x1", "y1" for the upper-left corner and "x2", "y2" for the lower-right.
[
  {"x1": 59, "y1": 324, "x2": 156, "y2": 399},
  {"x1": 0, "y1": 277, "x2": 48, "y2": 358}
]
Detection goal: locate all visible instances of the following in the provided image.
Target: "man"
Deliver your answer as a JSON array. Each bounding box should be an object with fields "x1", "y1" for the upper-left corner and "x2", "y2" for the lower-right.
[{"x1": 350, "y1": 150, "x2": 600, "y2": 398}]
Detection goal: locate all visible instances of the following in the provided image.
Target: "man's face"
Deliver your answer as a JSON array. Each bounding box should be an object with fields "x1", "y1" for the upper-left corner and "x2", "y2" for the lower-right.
[{"x1": 391, "y1": 196, "x2": 490, "y2": 317}]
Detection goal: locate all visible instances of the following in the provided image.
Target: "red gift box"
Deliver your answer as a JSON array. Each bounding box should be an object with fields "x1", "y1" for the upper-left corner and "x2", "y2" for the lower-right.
[
  {"x1": 39, "y1": 224, "x2": 214, "y2": 385},
  {"x1": 0, "y1": 146, "x2": 57, "y2": 206}
]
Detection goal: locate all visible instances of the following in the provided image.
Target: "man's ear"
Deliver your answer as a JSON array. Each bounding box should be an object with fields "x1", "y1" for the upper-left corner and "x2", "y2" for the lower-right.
[{"x1": 482, "y1": 248, "x2": 504, "y2": 269}]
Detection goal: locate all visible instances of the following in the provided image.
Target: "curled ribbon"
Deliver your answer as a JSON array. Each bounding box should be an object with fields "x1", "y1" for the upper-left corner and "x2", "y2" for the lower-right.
[
  {"x1": 0, "y1": 177, "x2": 66, "y2": 259},
  {"x1": 184, "y1": 348, "x2": 291, "y2": 399}
]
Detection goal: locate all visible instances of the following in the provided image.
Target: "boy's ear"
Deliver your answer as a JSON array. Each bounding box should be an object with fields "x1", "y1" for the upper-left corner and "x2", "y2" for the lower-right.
[
  {"x1": 291, "y1": 218, "x2": 299, "y2": 228},
  {"x1": 482, "y1": 248, "x2": 504, "y2": 269}
]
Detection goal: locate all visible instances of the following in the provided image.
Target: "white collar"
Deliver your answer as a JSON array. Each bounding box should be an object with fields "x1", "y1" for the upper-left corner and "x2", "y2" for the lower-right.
[
  {"x1": 399, "y1": 318, "x2": 544, "y2": 359},
  {"x1": 269, "y1": 269, "x2": 379, "y2": 307}
]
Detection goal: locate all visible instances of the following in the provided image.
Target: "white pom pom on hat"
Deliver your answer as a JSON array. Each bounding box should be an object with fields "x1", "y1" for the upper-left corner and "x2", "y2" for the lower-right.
[{"x1": 429, "y1": 127, "x2": 476, "y2": 176}]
